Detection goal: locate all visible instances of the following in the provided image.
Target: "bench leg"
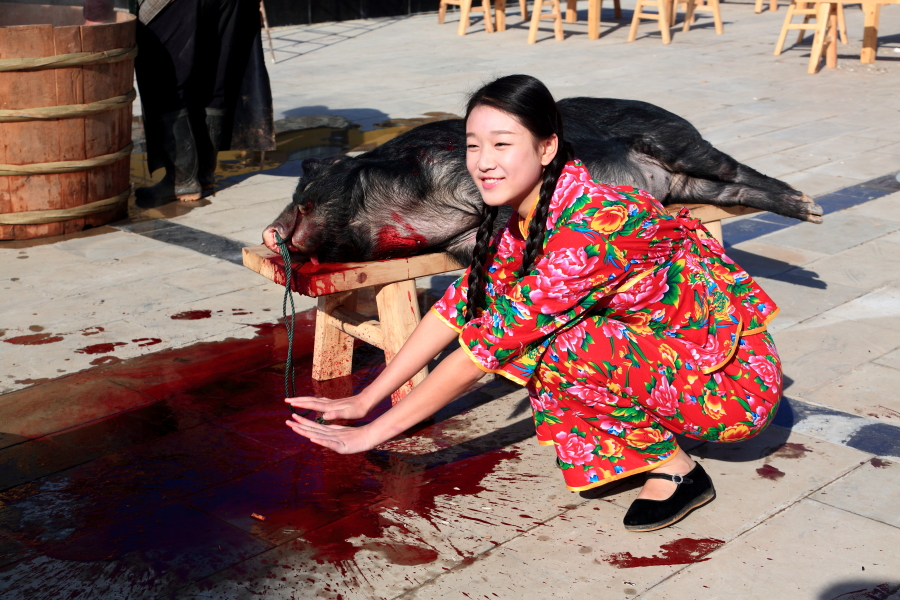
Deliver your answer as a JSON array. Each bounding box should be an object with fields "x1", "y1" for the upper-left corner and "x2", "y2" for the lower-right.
[
  {"x1": 312, "y1": 291, "x2": 358, "y2": 381},
  {"x1": 705, "y1": 219, "x2": 723, "y2": 245},
  {"x1": 375, "y1": 280, "x2": 428, "y2": 405}
]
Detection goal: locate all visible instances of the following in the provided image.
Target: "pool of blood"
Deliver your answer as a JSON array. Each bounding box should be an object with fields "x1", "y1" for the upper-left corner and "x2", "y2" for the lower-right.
[{"x1": 0, "y1": 305, "x2": 524, "y2": 587}]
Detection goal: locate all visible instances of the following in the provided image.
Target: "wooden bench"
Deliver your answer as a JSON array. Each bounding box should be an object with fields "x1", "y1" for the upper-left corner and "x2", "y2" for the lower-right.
[{"x1": 242, "y1": 203, "x2": 759, "y2": 402}]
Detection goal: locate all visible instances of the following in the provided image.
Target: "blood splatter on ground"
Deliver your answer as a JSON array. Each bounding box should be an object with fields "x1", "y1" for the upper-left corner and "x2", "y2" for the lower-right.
[
  {"x1": 771, "y1": 442, "x2": 813, "y2": 459},
  {"x1": 75, "y1": 342, "x2": 128, "y2": 355},
  {"x1": 603, "y1": 538, "x2": 725, "y2": 568},
  {"x1": 3, "y1": 333, "x2": 64, "y2": 346},
  {"x1": 870, "y1": 458, "x2": 892, "y2": 468},
  {"x1": 0, "y1": 305, "x2": 525, "y2": 597},
  {"x1": 756, "y1": 464, "x2": 785, "y2": 481},
  {"x1": 171, "y1": 310, "x2": 213, "y2": 320}
]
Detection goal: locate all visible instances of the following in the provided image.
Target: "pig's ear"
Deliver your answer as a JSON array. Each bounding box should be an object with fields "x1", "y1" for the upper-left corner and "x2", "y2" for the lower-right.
[
  {"x1": 302, "y1": 158, "x2": 324, "y2": 177},
  {"x1": 302, "y1": 155, "x2": 346, "y2": 177}
]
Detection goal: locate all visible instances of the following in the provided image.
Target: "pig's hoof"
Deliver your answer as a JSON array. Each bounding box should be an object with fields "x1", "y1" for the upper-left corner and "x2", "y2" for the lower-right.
[{"x1": 784, "y1": 193, "x2": 824, "y2": 224}]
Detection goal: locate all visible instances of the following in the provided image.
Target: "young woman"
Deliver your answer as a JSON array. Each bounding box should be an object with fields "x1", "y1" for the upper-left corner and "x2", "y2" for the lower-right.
[{"x1": 285, "y1": 75, "x2": 783, "y2": 532}]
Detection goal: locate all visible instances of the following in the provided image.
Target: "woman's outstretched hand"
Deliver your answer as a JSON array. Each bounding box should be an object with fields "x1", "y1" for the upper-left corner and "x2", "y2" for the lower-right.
[
  {"x1": 285, "y1": 394, "x2": 374, "y2": 421},
  {"x1": 285, "y1": 413, "x2": 377, "y2": 454}
]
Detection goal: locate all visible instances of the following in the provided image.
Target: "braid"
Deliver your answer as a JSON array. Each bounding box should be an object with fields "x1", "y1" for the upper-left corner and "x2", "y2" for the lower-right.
[
  {"x1": 465, "y1": 205, "x2": 499, "y2": 322},
  {"x1": 520, "y1": 140, "x2": 575, "y2": 276}
]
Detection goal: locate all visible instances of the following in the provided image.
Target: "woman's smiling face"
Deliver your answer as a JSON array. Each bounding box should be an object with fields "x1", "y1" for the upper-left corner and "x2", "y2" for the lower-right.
[{"x1": 465, "y1": 105, "x2": 558, "y2": 216}]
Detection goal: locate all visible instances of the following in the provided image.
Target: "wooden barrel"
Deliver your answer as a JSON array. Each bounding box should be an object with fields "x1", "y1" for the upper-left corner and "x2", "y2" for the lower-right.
[{"x1": 0, "y1": 3, "x2": 136, "y2": 240}]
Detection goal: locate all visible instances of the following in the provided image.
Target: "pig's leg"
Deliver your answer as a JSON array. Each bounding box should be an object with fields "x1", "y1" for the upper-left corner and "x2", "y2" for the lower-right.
[
  {"x1": 644, "y1": 131, "x2": 824, "y2": 224},
  {"x1": 262, "y1": 202, "x2": 301, "y2": 253},
  {"x1": 667, "y1": 173, "x2": 824, "y2": 224}
]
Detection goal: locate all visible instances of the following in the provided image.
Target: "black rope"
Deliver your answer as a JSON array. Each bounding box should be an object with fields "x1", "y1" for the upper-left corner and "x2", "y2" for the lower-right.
[{"x1": 274, "y1": 232, "x2": 297, "y2": 415}]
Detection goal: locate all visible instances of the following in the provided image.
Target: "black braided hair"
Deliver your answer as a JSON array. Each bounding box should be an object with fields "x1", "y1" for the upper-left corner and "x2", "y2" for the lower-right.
[
  {"x1": 463, "y1": 75, "x2": 574, "y2": 322},
  {"x1": 464, "y1": 204, "x2": 499, "y2": 321}
]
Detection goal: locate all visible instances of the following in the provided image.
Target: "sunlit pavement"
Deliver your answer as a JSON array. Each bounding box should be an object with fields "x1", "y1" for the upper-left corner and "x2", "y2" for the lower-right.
[{"x1": 2, "y1": 2, "x2": 900, "y2": 598}]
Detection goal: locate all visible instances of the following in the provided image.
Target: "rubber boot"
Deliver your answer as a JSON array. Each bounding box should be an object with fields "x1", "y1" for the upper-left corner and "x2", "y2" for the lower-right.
[
  {"x1": 135, "y1": 108, "x2": 202, "y2": 203},
  {"x1": 195, "y1": 107, "x2": 225, "y2": 196}
]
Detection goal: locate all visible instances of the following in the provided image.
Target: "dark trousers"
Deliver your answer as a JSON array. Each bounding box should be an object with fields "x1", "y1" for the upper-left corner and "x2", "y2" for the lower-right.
[{"x1": 135, "y1": 0, "x2": 273, "y2": 170}]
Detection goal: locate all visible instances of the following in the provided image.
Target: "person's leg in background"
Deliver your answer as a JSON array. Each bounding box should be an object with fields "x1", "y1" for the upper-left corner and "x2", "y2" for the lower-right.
[{"x1": 134, "y1": 0, "x2": 202, "y2": 203}]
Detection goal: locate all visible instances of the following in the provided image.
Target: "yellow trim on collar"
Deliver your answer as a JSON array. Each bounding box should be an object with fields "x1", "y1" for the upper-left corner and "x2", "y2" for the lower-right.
[{"x1": 519, "y1": 194, "x2": 541, "y2": 239}]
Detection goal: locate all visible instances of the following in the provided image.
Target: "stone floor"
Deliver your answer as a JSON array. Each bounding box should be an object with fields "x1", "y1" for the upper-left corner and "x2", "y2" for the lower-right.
[{"x1": 2, "y1": 1, "x2": 900, "y2": 598}]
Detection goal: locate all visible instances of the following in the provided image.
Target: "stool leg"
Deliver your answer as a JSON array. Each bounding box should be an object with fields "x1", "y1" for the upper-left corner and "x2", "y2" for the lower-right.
[
  {"x1": 683, "y1": 0, "x2": 696, "y2": 31},
  {"x1": 825, "y1": 3, "x2": 838, "y2": 68},
  {"x1": 837, "y1": 1, "x2": 847, "y2": 43},
  {"x1": 659, "y1": 0, "x2": 672, "y2": 43},
  {"x1": 613, "y1": 0, "x2": 622, "y2": 19},
  {"x1": 798, "y1": 12, "x2": 809, "y2": 44},
  {"x1": 807, "y1": 1, "x2": 830, "y2": 73},
  {"x1": 312, "y1": 291, "x2": 358, "y2": 381},
  {"x1": 483, "y1": 0, "x2": 496, "y2": 33},
  {"x1": 589, "y1": 0, "x2": 601, "y2": 38},
  {"x1": 711, "y1": 0, "x2": 723, "y2": 33},
  {"x1": 496, "y1": 0, "x2": 507, "y2": 30},
  {"x1": 375, "y1": 280, "x2": 428, "y2": 405},
  {"x1": 520, "y1": 0, "x2": 529, "y2": 19},
  {"x1": 755, "y1": 0, "x2": 764, "y2": 12},
  {"x1": 670, "y1": 0, "x2": 677, "y2": 28},
  {"x1": 458, "y1": 0, "x2": 471, "y2": 35},
  {"x1": 439, "y1": 0, "x2": 448, "y2": 23},
  {"x1": 528, "y1": 0, "x2": 544, "y2": 42},
  {"x1": 567, "y1": 0, "x2": 578, "y2": 22},
  {"x1": 770, "y1": 0, "x2": 778, "y2": 11},
  {"x1": 706, "y1": 220, "x2": 723, "y2": 246},
  {"x1": 861, "y1": 1, "x2": 879, "y2": 64},
  {"x1": 628, "y1": 0, "x2": 644, "y2": 41},
  {"x1": 553, "y1": 0, "x2": 565, "y2": 39},
  {"x1": 775, "y1": 1, "x2": 796, "y2": 55}
]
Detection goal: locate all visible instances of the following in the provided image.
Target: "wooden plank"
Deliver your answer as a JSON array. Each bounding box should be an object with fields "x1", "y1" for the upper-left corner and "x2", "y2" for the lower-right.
[
  {"x1": 667, "y1": 203, "x2": 762, "y2": 222},
  {"x1": 80, "y1": 15, "x2": 134, "y2": 230},
  {"x1": 311, "y1": 292, "x2": 357, "y2": 381},
  {"x1": 324, "y1": 307, "x2": 384, "y2": 348},
  {"x1": 242, "y1": 245, "x2": 465, "y2": 296},
  {"x1": 375, "y1": 280, "x2": 428, "y2": 404},
  {"x1": 53, "y1": 23, "x2": 87, "y2": 235},
  {"x1": 0, "y1": 23, "x2": 61, "y2": 240}
]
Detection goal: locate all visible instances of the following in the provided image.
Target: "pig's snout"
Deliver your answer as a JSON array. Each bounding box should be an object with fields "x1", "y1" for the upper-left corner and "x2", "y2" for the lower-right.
[{"x1": 263, "y1": 203, "x2": 302, "y2": 253}]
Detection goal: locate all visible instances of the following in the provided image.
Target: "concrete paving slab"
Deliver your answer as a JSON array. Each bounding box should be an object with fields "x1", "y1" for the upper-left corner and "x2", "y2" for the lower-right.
[
  {"x1": 727, "y1": 241, "x2": 827, "y2": 279},
  {"x1": 874, "y1": 348, "x2": 900, "y2": 371},
  {"x1": 606, "y1": 427, "x2": 869, "y2": 541},
  {"x1": 808, "y1": 152, "x2": 900, "y2": 182},
  {"x1": 401, "y1": 500, "x2": 711, "y2": 600},
  {"x1": 641, "y1": 498, "x2": 900, "y2": 600},
  {"x1": 751, "y1": 275, "x2": 865, "y2": 332},
  {"x1": 800, "y1": 240, "x2": 900, "y2": 300},
  {"x1": 771, "y1": 314, "x2": 899, "y2": 397},
  {"x1": 806, "y1": 363, "x2": 900, "y2": 422},
  {"x1": 812, "y1": 456, "x2": 900, "y2": 529},
  {"x1": 823, "y1": 284, "x2": 900, "y2": 331},
  {"x1": 780, "y1": 171, "x2": 866, "y2": 198},
  {"x1": 756, "y1": 210, "x2": 900, "y2": 256}
]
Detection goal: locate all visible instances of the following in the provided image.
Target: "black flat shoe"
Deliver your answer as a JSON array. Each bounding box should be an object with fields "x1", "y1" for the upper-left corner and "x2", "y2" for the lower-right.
[{"x1": 623, "y1": 463, "x2": 716, "y2": 532}]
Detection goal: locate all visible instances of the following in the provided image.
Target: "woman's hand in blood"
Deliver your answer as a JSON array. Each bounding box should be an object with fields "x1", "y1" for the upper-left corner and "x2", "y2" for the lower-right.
[
  {"x1": 285, "y1": 413, "x2": 378, "y2": 454},
  {"x1": 285, "y1": 394, "x2": 374, "y2": 421}
]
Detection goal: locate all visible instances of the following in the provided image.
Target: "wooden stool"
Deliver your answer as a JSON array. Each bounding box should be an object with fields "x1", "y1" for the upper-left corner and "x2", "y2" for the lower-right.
[
  {"x1": 493, "y1": 0, "x2": 531, "y2": 30},
  {"x1": 681, "y1": 0, "x2": 724, "y2": 34},
  {"x1": 242, "y1": 247, "x2": 464, "y2": 404},
  {"x1": 439, "y1": 0, "x2": 495, "y2": 35},
  {"x1": 628, "y1": 0, "x2": 675, "y2": 43},
  {"x1": 565, "y1": 0, "x2": 623, "y2": 23},
  {"x1": 774, "y1": 0, "x2": 847, "y2": 57},
  {"x1": 528, "y1": 0, "x2": 565, "y2": 42},
  {"x1": 805, "y1": 1, "x2": 846, "y2": 73},
  {"x1": 755, "y1": 0, "x2": 781, "y2": 13}
]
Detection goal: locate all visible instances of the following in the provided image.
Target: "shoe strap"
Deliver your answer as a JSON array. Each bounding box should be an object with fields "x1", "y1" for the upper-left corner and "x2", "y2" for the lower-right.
[{"x1": 645, "y1": 472, "x2": 693, "y2": 485}]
